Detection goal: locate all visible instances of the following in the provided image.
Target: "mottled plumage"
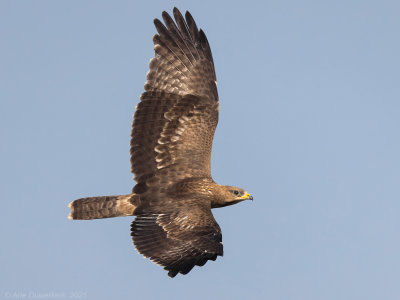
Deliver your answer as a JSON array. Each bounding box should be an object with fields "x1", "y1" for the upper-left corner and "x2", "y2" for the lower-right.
[{"x1": 69, "y1": 8, "x2": 252, "y2": 277}]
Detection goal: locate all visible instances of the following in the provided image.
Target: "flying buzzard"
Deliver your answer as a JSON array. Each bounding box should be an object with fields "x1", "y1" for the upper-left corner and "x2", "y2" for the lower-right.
[{"x1": 69, "y1": 7, "x2": 253, "y2": 277}]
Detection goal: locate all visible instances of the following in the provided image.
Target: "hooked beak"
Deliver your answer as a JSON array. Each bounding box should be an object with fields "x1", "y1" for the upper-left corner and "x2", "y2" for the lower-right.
[{"x1": 241, "y1": 193, "x2": 253, "y2": 201}]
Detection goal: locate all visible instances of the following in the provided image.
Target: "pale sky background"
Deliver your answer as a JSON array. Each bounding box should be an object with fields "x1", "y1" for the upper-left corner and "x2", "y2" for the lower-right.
[{"x1": 1, "y1": 0, "x2": 400, "y2": 299}]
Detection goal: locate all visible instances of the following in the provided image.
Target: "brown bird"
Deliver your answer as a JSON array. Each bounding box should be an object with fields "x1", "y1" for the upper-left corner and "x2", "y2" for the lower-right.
[{"x1": 68, "y1": 7, "x2": 253, "y2": 278}]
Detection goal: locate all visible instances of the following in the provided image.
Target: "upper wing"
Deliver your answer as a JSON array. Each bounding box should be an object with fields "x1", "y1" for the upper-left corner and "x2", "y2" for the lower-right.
[
  {"x1": 131, "y1": 200, "x2": 223, "y2": 277},
  {"x1": 130, "y1": 8, "x2": 219, "y2": 191}
]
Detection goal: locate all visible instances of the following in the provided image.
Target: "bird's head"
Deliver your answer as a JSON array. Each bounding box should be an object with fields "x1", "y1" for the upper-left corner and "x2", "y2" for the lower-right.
[{"x1": 212, "y1": 185, "x2": 253, "y2": 208}]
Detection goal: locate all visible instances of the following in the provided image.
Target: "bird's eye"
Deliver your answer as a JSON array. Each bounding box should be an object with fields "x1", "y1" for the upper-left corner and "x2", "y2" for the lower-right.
[{"x1": 233, "y1": 190, "x2": 239, "y2": 195}]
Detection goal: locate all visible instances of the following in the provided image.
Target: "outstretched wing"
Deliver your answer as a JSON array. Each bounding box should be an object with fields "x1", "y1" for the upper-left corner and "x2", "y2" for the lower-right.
[
  {"x1": 131, "y1": 200, "x2": 223, "y2": 277},
  {"x1": 130, "y1": 8, "x2": 219, "y2": 191}
]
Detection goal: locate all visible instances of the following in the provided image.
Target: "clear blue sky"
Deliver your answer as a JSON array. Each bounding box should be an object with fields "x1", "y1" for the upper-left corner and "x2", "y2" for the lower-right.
[{"x1": 1, "y1": 0, "x2": 400, "y2": 299}]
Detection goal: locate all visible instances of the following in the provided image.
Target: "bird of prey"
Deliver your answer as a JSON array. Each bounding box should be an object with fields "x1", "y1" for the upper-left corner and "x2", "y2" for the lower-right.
[{"x1": 69, "y1": 7, "x2": 253, "y2": 277}]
